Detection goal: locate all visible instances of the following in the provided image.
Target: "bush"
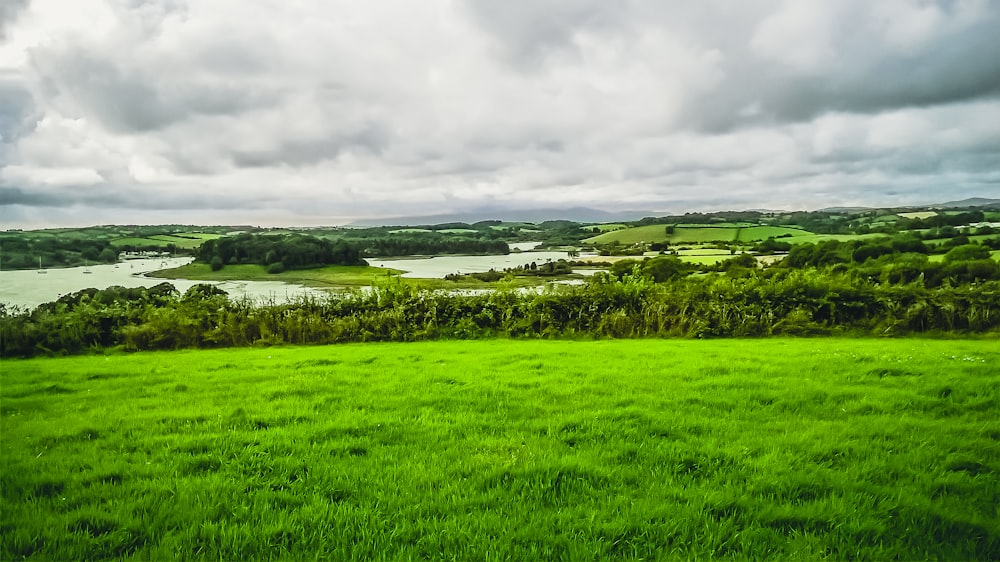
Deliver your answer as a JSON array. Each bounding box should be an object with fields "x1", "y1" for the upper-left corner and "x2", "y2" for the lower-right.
[
  {"x1": 210, "y1": 256, "x2": 224, "y2": 271},
  {"x1": 267, "y1": 262, "x2": 286, "y2": 274}
]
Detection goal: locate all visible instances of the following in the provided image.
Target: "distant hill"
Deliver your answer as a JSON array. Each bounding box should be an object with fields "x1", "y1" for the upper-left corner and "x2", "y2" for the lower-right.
[
  {"x1": 931, "y1": 197, "x2": 1000, "y2": 209},
  {"x1": 349, "y1": 207, "x2": 660, "y2": 227}
]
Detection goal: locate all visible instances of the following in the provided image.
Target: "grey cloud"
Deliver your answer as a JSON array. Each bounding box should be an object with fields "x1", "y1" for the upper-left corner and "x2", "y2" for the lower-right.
[
  {"x1": 0, "y1": 0, "x2": 29, "y2": 41},
  {"x1": 0, "y1": 75, "x2": 38, "y2": 146},
  {"x1": 231, "y1": 124, "x2": 391, "y2": 169},
  {"x1": 461, "y1": 0, "x2": 627, "y2": 66},
  {"x1": 30, "y1": 49, "x2": 280, "y2": 133},
  {"x1": 682, "y1": 4, "x2": 1000, "y2": 131}
]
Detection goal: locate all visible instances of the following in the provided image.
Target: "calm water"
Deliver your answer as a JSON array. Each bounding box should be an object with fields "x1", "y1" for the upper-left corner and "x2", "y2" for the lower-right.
[
  {"x1": 1, "y1": 247, "x2": 600, "y2": 310},
  {"x1": 368, "y1": 248, "x2": 596, "y2": 278},
  {"x1": 0, "y1": 258, "x2": 326, "y2": 310}
]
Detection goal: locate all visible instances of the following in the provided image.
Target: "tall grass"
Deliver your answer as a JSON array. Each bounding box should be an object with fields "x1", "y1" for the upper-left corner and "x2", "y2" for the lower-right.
[{"x1": 2, "y1": 339, "x2": 997, "y2": 560}]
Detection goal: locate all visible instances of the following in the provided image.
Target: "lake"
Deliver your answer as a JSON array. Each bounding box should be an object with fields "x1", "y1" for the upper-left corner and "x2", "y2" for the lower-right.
[
  {"x1": 1, "y1": 247, "x2": 601, "y2": 310},
  {"x1": 0, "y1": 258, "x2": 327, "y2": 310}
]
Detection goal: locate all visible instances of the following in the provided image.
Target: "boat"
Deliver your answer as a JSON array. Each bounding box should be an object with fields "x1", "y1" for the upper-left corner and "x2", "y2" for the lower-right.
[
  {"x1": 83, "y1": 259, "x2": 93, "y2": 274},
  {"x1": 37, "y1": 256, "x2": 47, "y2": 274}
]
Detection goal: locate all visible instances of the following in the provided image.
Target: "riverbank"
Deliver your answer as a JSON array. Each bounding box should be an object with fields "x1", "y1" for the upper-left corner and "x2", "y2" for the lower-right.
[{"x1": 149, "y1": 261, "x2": 588, "y2": 290}]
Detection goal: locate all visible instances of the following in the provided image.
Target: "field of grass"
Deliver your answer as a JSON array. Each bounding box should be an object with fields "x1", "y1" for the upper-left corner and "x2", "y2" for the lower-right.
[
  {"x1": 585, "y1": 225, "x2": 808, "y2": 245},
  {"x1": 2, "y1": 339, "x2": 997, "y2": 560},
  {"x1": 110, "y1": 233, "x2": 223, "y2": 250},
  {"x1": 150, "y1": 263, "x2": 404, "y2": 288},
  {"x1": 582, "y1": 223, "x2": 628, "y2": 233},
  {"x1": 898, "y1": 212, "x2": 938, "y2": 220},
  {"x1": 389, "y1": 228, "x2": 433, "y2": 234}
]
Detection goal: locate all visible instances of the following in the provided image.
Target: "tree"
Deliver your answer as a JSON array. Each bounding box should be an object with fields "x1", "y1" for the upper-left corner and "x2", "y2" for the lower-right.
[
  {"x1": 944, "y1": 244, "x2": 990, "y2": 263},
  {"x1": 210, "y1": 256, "x2": 224, "y2": 271}
]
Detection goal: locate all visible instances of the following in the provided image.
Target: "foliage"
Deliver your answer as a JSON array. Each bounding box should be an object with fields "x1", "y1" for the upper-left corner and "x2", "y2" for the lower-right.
[
  {"x1": 3, "y1": 267, "x2": 998, "y2": 357},
  {"x1": 196, "y1": 233, "x2": 366, "y2": 270}
]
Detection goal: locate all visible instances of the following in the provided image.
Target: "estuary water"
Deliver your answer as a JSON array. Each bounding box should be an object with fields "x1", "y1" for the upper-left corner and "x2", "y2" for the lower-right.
[
  {"x1": 1, "y1": 245, "x2": 599, "y2": 310},
  {"x1": 0, "y1": 258, "x2": 326, "y2": 310}
]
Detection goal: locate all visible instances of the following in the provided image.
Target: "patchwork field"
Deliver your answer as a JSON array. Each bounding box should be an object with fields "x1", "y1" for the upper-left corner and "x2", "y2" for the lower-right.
[
  {"x1": 2, "y1": 339, "x2": 997, "y2": 560},
  {"x1": 585, "y1": 225, "x2": 808, "y2": 245},
  {"x1": 149, "y1": 263, "x2": 404, "y2": 287},
  {"x1": 110, "y1": 233, "x2": 223, "y2": 249}
]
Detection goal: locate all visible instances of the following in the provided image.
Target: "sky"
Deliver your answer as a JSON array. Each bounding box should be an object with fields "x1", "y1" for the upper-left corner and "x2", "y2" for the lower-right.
[{"x1": 1, "y1": 0, "x2": 999, "y2": 228}]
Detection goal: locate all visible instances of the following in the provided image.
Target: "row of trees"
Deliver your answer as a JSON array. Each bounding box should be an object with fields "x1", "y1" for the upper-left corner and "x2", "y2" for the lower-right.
[
  {"x1": 3, "y1": 269, "x2": 997, "y2": 357},
  {"x1": 357, "y1": 237, "x2": 509, "y2": 257},
  {"x1": 0, "y1": 238, "x2": 118, "y2": 270},
  {"x1": 197, "y1": 234, "x2": 366, "y2": 271}
]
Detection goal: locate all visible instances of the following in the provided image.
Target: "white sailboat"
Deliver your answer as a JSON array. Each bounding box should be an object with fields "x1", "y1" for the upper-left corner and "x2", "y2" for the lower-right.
[
  {"x1": 37, "y1": 256, "x2": 47, "y2": 274},
  {"x1": 83, "y1": 259, "x2": 93, "y2": 274}
]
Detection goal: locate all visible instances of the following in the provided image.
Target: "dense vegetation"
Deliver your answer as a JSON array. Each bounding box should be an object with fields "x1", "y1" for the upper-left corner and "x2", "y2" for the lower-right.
[
  {"x1": 196, "y1": 233, "x2": 366, "y2": 272},
  {"x1": 3, "y1": 263, "x2": 997, "y2": 357},
  {"x1": 2, "y1": 339, "x2": 997, "y2": 560},
  {"x1": 0, "y1": 226, "x2": 233, "y2": 270}
]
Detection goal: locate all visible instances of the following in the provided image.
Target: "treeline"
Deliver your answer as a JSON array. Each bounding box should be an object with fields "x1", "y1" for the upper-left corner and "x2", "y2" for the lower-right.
[
  {"x1": 2, "y1": 270, "x2": 997, "y2": 357},
  {"x1": 353, "y1": 236, "x2": 509, "y2": 257},
  {"x1": 0, "y1": 238, "x2": 118, "y2": 270},
  {"x1": 197, "y1": 234, "x2": 366, "y2": 271},
  {"x1": 784, "y1": 239, "x2": 999, "y2": 286}
]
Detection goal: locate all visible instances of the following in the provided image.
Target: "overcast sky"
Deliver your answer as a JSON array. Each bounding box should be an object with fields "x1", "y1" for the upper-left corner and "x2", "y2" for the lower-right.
[{"x1": 1, "y1": 0, "x2": 999, "y2": 227}]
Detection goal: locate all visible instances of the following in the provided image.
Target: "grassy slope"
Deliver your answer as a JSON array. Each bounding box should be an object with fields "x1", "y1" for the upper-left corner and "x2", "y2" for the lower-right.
[
  {"x1": 110, "y1": 233, "x2": 223, "y2": 249},
  {"x1": 2, "y1": 339, "x2": 997, "y2": 560},
  {"x1": 148, "y1": 263, "x2": 580, "y2": 289},
  {"x1": 585, "y1": 225, "x2": 808, "y2": 245},
  {"x1": 150, "y1": 263, "x2": 404, "y2": 287}
]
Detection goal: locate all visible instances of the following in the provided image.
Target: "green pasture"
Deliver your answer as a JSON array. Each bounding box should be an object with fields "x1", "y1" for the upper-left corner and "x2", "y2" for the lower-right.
[
  {"x1": 111, "y1": 233, "x2": 223, "y2": 249},
  {"x1": 1, "y1": 339, "x2": 997, "y2": 560},
  {"x1": 150, "y1": 264, "x2": 404, "y2": 288},
  {"x1": 898, "y1": 212, "x2": 938, "y2": 220},
  {"x1": 585, "y1": 225, "x2": 808, "y2": 245},
  {"x1": 582, "y1": 223, "x2": 628, "y2": 233}
]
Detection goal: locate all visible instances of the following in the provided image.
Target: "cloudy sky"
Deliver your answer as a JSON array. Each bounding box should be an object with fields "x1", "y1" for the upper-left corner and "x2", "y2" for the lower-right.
[{"x1": 1, "y1": 0, "x2": 999, "y2": 227}]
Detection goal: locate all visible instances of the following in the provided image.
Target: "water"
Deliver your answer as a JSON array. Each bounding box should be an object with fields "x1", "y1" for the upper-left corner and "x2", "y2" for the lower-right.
[
  {"x1": 1, "y1": 247, "x2": 604, "y2": 310},
  {"x1": 0, "y1": 258, "x2": 326, "y2": 310},
  {"x1": 368, "y1": 249, "x2": 597, "y2": 278}
]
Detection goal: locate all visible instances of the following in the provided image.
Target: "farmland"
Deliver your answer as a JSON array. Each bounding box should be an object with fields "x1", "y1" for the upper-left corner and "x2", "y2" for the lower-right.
[
  {"x1": 2, "y1": 339, "x2": 997, "y2": 560},
  {"x1": 584, "y1": 225, "x2": 809, "y2": 245}
]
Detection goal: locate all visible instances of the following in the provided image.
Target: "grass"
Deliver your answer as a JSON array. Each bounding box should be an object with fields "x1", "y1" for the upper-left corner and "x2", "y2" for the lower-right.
[
  {"x1": 585, "y1": 226, "x2": 808, "y2": 245},
  {"x1": 148, "y1": 263, "x2": 580, "y2": 290},
  {"x1": 110, "y1": 233, "x2": 223, "y2": 250},
  {"x1": 582, "y1": 223, "x2": 628, "y2": 233},
  {"x1": 150, "y1": 263, "x2": 404, "y2": 288},
  {"x1": 2, "y1": 339, "x2": 997, "y2": 560},
  {"x1": 898, "y1": 212, "x2": 938, "y2": 220}
]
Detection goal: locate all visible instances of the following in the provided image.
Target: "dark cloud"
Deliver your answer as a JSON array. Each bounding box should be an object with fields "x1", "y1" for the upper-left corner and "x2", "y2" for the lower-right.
[{"x1": 0, "y1": 75, "x2": 38, "y2": 146}]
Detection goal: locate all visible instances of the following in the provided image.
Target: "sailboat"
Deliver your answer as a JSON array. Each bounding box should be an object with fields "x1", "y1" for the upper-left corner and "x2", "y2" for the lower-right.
[
  {"x1": 37, "y1": 256, "x2": 47, "y2": 274},
  {"x1": 83, "y1": 259, "x2": 93, "y2": 274}
]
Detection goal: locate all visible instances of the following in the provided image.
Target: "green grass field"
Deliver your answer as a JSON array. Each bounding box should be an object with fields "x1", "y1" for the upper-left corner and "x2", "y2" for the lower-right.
[
  {"x1": 898, "y1": 212, "x2": 938, "y2": 220},
  {"x1": 110, "y1": 233, "x2": 223, "y2": 250},
  {"x1": 150, "y1": 263, "x2": 404, "y2": 287},
  {"x1": 2, "y1": 339, "x2": 997, "y2": 560},
  {"x1": 585, "y1": 226, "x2": 808, "y2": 245}
]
